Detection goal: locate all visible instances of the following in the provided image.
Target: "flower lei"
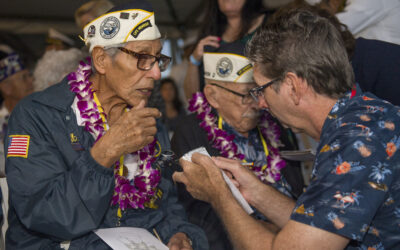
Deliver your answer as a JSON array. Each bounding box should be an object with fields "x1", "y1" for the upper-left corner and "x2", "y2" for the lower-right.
[
  {"x1": 188, "y1": 92, "x2": 286, "y2": 183},
  {"x1": 67, "y1": 58, "x2": 161, "y2": 213}
]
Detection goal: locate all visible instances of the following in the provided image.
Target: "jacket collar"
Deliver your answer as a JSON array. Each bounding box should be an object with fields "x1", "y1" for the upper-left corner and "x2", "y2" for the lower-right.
[{"x1": 32, "y1": 76, "x2": 75, "y2": 112}]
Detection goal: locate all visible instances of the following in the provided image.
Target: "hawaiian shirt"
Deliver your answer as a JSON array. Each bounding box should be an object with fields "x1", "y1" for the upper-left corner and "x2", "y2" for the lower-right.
[
  {"x1": 291, "y1": 85, "x2": 400, "y2": 249},
  {"x1": 223, "y1": 122, "x2": 294, "y2": 198}
]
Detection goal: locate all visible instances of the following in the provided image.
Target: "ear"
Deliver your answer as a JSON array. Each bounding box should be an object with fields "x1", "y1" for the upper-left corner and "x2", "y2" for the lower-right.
[
  {"x1": 285, "y1": 72, "x2": 305, "y2": 106},
  {"x1": 91, "y1": 47, "x2": 108, "y2": 75},
  {"x1": 204, "y1": 84, "x2": 220, "y2": 109}
]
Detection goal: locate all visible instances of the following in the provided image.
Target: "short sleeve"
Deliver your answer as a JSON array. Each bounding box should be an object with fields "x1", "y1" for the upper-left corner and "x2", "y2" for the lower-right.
[{"x1": 291, "y1": 129, "x2": 393, "y2": 241}]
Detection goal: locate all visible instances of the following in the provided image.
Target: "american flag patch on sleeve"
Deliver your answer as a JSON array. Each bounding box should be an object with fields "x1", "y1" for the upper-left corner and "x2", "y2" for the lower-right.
[{"x1": 7, "y1": 135, "x2": 30, "y2": 158}]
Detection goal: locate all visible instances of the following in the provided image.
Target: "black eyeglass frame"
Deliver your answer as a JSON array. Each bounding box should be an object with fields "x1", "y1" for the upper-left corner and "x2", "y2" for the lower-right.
[
  {"x1": 249, "y1": 78, "x2": 280, "y2": 102},
  {"x1": 209, "y1": 83, "x2": 254, "y2": 104},
  {"x1": 116, "y1": 47, "x2": 171, "y2": 72}
]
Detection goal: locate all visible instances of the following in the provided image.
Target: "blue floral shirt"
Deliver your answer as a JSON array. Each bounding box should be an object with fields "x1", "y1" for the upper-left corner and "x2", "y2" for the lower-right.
[{"x1": 291, "y1": 85, "x2": 400, "y2": 249}]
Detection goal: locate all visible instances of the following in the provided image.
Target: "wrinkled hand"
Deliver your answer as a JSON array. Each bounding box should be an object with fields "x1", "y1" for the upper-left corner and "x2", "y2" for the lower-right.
[
  {"x1": 191, "y1": 36, "x2": 220, "y2": 61},
  {"x1": 91, "y1": 100, "x2": 161, "y2": 167},
  {"x1": 172, "y1": 153, "x2": 229, "y2": 204},
  {"x1": 212, "y1": 157, "x2": 264, "y2": 204},
  {"x1": 167, "y1": 232, "x2": 192, "y2": 250}
]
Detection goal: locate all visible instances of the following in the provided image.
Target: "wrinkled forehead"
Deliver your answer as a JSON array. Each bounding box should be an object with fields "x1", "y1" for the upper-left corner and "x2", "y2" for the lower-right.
[{"x1": 124, "y1": 39, "x2": 162, "y2": 53}]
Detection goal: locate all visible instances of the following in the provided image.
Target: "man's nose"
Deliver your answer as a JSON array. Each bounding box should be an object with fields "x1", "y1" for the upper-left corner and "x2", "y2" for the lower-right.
[
  {"x1": 147, "y1": 61, "x2": 161, "y2": 80},
  {"x1": 257, "y1": 97, "x2": 268, "y2": 110}
]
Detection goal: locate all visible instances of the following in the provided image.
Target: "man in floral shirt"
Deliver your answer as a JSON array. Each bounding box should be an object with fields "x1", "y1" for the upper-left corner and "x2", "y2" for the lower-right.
[{"x1": 173, "y1": 8, "x2": 400, "y2": 250}]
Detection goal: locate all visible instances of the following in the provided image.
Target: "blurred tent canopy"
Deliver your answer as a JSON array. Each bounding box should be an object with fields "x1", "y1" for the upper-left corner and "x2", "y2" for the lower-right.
[
  {"x1": 0, "y1": 0, "x2": 205, "y2": 38},
  {"x1": 0, "y1": 0, "x2": 292, "y2": 66}
]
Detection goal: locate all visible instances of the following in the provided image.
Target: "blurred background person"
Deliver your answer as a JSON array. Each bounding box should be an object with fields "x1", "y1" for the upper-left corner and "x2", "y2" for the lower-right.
[
  {"x1": 159, "y1": 78, "x2": 186, "y2": 138},
  {"x1": 319, "y1": 0, "x2": 400, "y2": 45},
  {"x1": 74, "y1": 0, "x2": 114, "y2": 31},
  {"x1": 0, "y1": 44, "x2": 33, "y2": 246},
  {"x1": 45, "y1": 28, "x2": 75, "y2": 51},
  {"x1": 33, "y1": 48, "x2": 87, "y2": 91},
  {"x1": 183, "y1": 0, "x2": 270, "y2": 100}
]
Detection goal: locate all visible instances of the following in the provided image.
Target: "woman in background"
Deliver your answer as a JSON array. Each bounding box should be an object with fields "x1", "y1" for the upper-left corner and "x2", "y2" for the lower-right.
[{"x1": 160, "y1": 78, "x2": 186, "y2": 138}]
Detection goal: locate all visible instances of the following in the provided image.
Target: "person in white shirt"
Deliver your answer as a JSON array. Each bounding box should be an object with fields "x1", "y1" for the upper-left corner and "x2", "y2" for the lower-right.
[{"x1": 319, "y1": 0, "x2": 400, "y2": 45}]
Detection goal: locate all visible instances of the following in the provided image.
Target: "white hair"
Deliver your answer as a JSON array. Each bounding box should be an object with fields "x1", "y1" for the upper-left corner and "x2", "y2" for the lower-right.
[{"x1": 33, "y1": 48, "x2": 88, "y2": 91}]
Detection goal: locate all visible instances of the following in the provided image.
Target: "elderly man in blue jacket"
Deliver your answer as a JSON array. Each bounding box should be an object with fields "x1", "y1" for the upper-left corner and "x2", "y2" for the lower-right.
[{"x1": 4, "y1": 1, "x2": 207, "y2": 249}]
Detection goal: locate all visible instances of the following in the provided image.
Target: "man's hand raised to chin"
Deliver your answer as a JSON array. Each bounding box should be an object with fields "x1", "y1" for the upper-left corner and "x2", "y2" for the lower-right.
[{"x1": 90, "y1": 100, "x2": 161, "y2": 167}]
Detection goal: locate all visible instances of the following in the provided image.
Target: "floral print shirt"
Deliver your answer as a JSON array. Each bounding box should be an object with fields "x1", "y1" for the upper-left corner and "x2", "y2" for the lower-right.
[{"x1": 291, "y1": 85, "x2": 400, "y2": 249}]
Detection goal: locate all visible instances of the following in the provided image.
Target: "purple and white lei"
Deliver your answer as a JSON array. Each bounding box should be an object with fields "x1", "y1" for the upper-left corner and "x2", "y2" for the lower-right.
[
  {"x1": 188, "y1": 92, "x2": 286, "y2": 183},
  {"x1": 67, "y1": 58, "x2": 161, "y2": 211}
]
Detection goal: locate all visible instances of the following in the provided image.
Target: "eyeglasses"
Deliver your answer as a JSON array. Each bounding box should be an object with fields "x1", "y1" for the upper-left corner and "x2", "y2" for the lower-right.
[
  {"x1": 209, "y1": 83, "x2": 254, "y2": 104},
  {"x1": 117, "y1": 47, "x2": 171, "y2": 72},
  {"x1": 249, "y1": 78, "x2": 280, "y2": 102}
]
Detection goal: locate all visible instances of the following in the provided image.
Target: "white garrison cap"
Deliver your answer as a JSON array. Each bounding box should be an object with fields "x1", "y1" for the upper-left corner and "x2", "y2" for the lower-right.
[
  {"x1": 83, "y1": 1, "x2": 161, "y2": 52},
  {"x1": 203, "y1": 41, "x2": 253, "y2": 83}
]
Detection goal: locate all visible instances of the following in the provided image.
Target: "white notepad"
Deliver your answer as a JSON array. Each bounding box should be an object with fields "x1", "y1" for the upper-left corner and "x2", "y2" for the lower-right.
[
  {"x1": 94, "y1": 227, "x2": 168, "y2": 250},
  {"x1": 182, "y1": 147, "x2": 253, "y2": 214}
]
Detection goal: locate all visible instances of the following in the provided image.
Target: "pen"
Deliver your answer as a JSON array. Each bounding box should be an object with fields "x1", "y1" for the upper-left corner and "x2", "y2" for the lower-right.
[
  {"x1": 153, "y1": 228, "x2": 162, "y2": 242},
  {"x1": 241, "y1": 162, "x2": 254, "y2": 166}
]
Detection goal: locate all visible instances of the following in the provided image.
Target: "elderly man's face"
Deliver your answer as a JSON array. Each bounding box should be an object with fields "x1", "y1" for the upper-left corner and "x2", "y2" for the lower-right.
[
  {"x1": 206, "y1": 80, "x2": 259, "y2": 135},
  {"x1": 104, "y1": 40, "x2": 162, "y2": 107}
]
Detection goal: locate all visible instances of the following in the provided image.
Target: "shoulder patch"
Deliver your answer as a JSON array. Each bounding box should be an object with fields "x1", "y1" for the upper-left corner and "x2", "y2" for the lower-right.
[{"x1": 7, "y1": 135, "x2": 30, "y2": 158}]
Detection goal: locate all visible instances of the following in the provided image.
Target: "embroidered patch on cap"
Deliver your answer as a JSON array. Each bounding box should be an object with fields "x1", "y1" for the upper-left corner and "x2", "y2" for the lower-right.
[
  {"x1": 87, "y1": 25, "x2": 96, "y2": 38},
  {"x1": 120, "y1": 12, "x2": 130, "y2": 19},
  {"x1": 100, "y1": 16, "x2": 120, "y2": 39},
  {"x1": 7, "y1": 135, "x2": 30, "y2": 158},
  {"x1": 216, "y1": 57, "x2": 233, "y2": 78},
  {"x1": 237, "y1": 63, "x2": 253, "y2": 76},
  {"x1": 132, "y1": 13, "x2": 139, "y2": 20},
  {"x1": 131, "y1": 20, "x2": 152, "y2": 38}
]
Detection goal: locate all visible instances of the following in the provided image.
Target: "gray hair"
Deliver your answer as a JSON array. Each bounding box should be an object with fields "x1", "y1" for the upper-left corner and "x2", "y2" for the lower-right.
[
  {"x1": 246, "y1": 9, "x2": 354, "y2": 99},
  {"x1": 33, "y1": 48, "x2": 88, "y2": 91},
  {"x1": 90, "y1": 43, "x2": 126, "y2": 74}
]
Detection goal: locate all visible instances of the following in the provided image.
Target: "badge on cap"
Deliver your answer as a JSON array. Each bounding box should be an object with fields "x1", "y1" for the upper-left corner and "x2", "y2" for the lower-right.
[
  {"x1": 131, "y1": 20, "x2": 152, "y2": 39},
  {"x1": 216, "y1": 57, "x2": 233, "y2": 78},
  {"x1": 132, "y1": 13, "x2": 139, "y2": 20},
  {"x1": 87, "y1": 25, "x2": 96, "y2": 38},
  {"x1": 120, "y1": 12, "x2": 130, "y2": 19},
  {"x1": 100, "y1": 16, "x2": 120, "y2": 39},
  {"x1": 237, "y1": 64, "x2": 253, "y2": 76}
]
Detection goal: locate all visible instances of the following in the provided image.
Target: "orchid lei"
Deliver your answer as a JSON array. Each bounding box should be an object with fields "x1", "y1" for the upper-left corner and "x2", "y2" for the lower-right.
[
  {"x1": 188, "y1": 92, "x2": 286, "y2": 183},
  {"x1": 67, "y1": 58, "x2": 161, "y2": 213}
]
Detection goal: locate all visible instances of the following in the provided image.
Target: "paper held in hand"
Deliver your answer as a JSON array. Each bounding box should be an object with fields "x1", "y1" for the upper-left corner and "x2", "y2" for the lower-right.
[
  {"x1": 182, "y1": 147, "x2": 254, "y2": 214},
  {"x1": 94, "y1": 227, "x2": 168, "y2": 250}
]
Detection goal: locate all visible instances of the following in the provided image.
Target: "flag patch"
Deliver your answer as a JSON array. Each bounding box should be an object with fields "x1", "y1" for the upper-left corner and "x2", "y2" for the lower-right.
[{"x1": 7, "y1": 135, "x2": 30, "y2": 158}]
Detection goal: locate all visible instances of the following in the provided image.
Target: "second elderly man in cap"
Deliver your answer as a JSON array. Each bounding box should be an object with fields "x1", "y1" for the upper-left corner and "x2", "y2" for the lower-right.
[
  {"x1": 4, "y1": 1, "x2": 207, "y2": 249},
  {"x1": 172, "y1": 41, "x2": 304, "y2": 249}
]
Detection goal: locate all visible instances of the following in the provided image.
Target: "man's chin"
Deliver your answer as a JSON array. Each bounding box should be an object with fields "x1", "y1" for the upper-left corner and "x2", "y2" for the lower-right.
[{"x1": 243, "y1": 120, "x2": 259, "y2": 131}]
